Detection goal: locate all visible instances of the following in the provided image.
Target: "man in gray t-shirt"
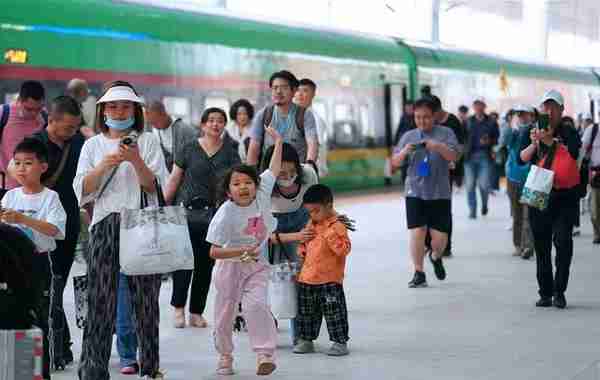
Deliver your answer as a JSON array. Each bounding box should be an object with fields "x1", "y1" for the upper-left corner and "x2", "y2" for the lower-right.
[
  {"x1": 246, "y1": 70, "x2": 319, "y2": 167},
  {"x1": 391, "y1": 97, "x2": 459, "y2": 289}
]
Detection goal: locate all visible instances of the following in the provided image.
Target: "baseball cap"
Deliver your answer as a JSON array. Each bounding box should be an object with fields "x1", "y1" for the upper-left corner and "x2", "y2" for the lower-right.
[
  {"x1": 540, "y1": 90, "x2": 564, "y2": 107},
  {"x1": 513, "y1": 104, "x2": 534, "y2": 113}
]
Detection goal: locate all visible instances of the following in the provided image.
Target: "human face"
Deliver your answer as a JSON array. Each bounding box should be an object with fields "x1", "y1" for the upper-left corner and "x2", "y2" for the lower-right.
[
  {"x1": 145, "y1": 109, "x2": 168, "y2": 129},
  {"x1": 277, "y1": 161, "x2": 298, "y2": 183},
  {"x1": 473, "y1": 102, "x2": 486, "y2": 115},
  {"x1": 12, "y1": 152, "x2": 47, "y2": 188},
  {"x1": 48, "y1": 113, "x2": 81, "y2": 141},
  {"x1": 271, "y1": 78, "x2": 295, "y2": 106},
  {"x1": 304, "y1": 202, "x2": 333, "y2": 223},
  {"x1": 404, "y1": 103, "x2": 414, "y2": 115},
  {"x1": 236, "y1": 106, "x2": 250, "y2": 127},
  {"x1": 294, "y1": 85, "x2": 315, "y2": 108},
  {"x1": 542, "y1": 100, "x2": 563, "y2": 128},
  {"x1": 202, "y1": 112, "x2": 226, "y2": 138},
  {"x1": 414, "y1": 106, "x2": 434, "y2": 133},
  {"x1": 104, "y1": 100, "x2": 134, "y2": 120},
  {"x1": 227, "y1": 171, "x2": 258, "y2": 207},
  {"x1": 515, "y1": 112, "x2": 532, "y2": 126},
  {"x1": 17, "y1": 98, "x2": 44, "y2": 120}
]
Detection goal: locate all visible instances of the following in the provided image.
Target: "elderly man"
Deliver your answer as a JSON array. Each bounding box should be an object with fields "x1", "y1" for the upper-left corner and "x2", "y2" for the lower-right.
[{"x1": 66, "y1": 78, "x2": 96, "y2": 139}]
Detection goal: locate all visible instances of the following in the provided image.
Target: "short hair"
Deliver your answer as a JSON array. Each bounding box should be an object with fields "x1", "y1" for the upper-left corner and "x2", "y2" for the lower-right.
[
  {"x1": 405, "y1": 100, "x2": 414, "y2": 106},
  {"x1": 49, "y1": 96, "x2": 81, "y2": 119},
  {"x1": 200, "y1": 107, "x2": 227, "y2": 124},
  {"x1": 146, "y1": 100, "x2": 168, "y2": 114},
  {"x1": 413, "y1": 97, "x2": 436, "y2": 114},
  {"x1": 303, "y1": 184, "x2": 333, "y2": 205},
  {"x1": 262, "y1": 143, "x2": 304, "y2": 186},
  {"x1": 269, "y1": 70, "x2": 299, "y2": 89},
  {"x1": 95, "y1": 81, "x2": 145, "y2": 133},
  {"x1": 66, "y1": 78, "x2": 88, "y2": 94},
  {"x1": 229, "y1": 99, "x2": 254, "y2": 123},
  {"x1": 19, "y1": 81, "x2": 45, "y2": 101},
  {"x1": 220, "y1": 164, "x2": 260, "y2": 203},
  {"x1": 298, "y1": 78, "x2": 317, "y2": 91},
  {"x1": 428, "y1": 95, "x2": 442, "y2": 112},
  {"x1": 458, "y1": 105, "x2": 469, "y2": 113},
  {"x1": 14, "y1": 137, "x2": 49, "y2": 163},
  {"x1": 420, "y1": 85, "x2": 432, "y2": 97}
]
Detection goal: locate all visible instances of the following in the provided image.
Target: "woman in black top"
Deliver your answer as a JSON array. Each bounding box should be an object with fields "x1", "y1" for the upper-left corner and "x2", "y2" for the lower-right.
[{"x1": 164, "y1": 107, "x2": 240, "y2": 328}]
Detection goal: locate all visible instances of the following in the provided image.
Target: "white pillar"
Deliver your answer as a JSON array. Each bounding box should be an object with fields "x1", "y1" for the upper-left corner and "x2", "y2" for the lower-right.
[
  {"x1": 432, "y1": 0, "x2": 440, "y2": 44},
  {"x1": 523, "y1": 0, "x2": 549, "y2": 60}
]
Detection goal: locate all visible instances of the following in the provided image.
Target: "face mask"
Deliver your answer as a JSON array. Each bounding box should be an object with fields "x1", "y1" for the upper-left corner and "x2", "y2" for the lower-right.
[
  {"x1": 106, "y1": 116, "x2": 134, "y2": 130},
  {"x1": 277, "y1": 175, "x2": 297, "y2": 188}
]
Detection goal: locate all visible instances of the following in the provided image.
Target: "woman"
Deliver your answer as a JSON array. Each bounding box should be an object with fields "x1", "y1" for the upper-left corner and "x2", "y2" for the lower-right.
[
  {"x1": 225, "y1": 99, "x2": 254, "y2": 162},
  {"x1": 520, "y1": 117, "x2": 580, "y2": 309},
  {"x1": 74, "y1": 81, "x2": 168, "y2": 379},
  {"x1": 164, "y1": 107, "x2": 240, "y2": 328}
]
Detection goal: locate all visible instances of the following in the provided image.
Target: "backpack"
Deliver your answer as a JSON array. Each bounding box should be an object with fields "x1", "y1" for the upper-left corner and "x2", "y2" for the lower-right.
[
  {"x1": 578, "y1": 124, "x2": 599, "y2": 197},
  {"x1": 0, "y1": 224, "x2": 36, "y2": 329},
  {"x1": 257, "y1": 105, "x2": 306, "y2": 168},
  {"x1": 0, "y1": 103, "x2": 49, "y2": 142}
]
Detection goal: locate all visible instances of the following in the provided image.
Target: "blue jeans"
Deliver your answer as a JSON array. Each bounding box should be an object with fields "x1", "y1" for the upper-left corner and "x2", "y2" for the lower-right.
[
  {"x1": 464, "y1": 152, "x2": 493, "y2": 215},
  {"x1": 116, "y1": 273, "x2": 138, "y2": 368}
]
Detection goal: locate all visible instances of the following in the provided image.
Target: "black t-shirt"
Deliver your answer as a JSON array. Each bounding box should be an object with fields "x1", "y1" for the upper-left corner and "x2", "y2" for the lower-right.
[
  {"x1": 440, "y1": 113, "x2": 466, "y2": 145},
  {"x1": 32, "y1": 130, "x2": 85, "y2": 241}
]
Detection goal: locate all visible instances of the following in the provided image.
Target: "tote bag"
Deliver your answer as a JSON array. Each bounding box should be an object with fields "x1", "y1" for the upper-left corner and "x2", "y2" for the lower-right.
[
  {"x1": 520, "y1": 143, "x2": 556, "y2": 211},
  {"x1": 268, "y1": 235, "x2": 300, "y2": 319},
  {"x1": 119, "y1": 180, "x2": 194, "y2": 275}
]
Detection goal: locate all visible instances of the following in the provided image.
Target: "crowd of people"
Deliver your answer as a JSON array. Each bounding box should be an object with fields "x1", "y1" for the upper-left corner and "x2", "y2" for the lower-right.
[{"x1": 1, "y1": 71, "x2": 599, "y2": 380}]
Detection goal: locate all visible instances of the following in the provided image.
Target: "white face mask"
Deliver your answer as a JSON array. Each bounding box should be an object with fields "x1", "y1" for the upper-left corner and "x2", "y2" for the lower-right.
[{"x1": 277, "y1": 175, "x2": 297, "y2": 188}]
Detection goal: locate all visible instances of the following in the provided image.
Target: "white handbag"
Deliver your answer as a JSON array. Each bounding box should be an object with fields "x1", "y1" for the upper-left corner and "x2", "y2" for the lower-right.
[
  {"x1": 119, "y1": 180, "x2": 194, "y2": 275},
  {"x1": 269, "y1": 262, "x2": 299, "y2": 319},
  {"x1": 520, "y1": 144, "x2": 556, "y2": 211}
]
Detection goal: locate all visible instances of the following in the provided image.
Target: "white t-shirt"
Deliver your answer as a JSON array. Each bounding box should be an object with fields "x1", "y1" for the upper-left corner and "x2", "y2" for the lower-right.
[
  {"x1": 1, "y1": 187, "x2": 66, "y2": 253},
  {"x1": 73, "y1": 132, "x2": 169, "y2": 228},
  {"x1": 271, "y1": 164, "x2": 318, "y2": 214},
  {"x1": 206, "y1": 170, "x2": 277, "y2": 261},
  {"x1": 310, "y1": 106, "x2": 329, "y2": 177},
  {"x1": 582, "y1": 125, "x2": 600, "y2": 167}
]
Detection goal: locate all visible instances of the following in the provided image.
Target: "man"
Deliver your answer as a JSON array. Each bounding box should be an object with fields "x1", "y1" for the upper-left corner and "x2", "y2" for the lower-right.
[
  {"x1": 582, "y1": 112, "x2": 600, "y2": 244},
  {"x1": 0, "y1": 81, "x2": 46, "y2": 191},
  {"x1": 66, "y1": 78, "x2": 96, "y2": 139},
  {"x1": 145, "y1": 100, "x2": 197, "y2": 174},
  {"x1": 246, "y1": 70, "x2": 319, "y2": 168},
  {"x1": 457, "y1": 105, "x2": 469, "y2": 127},
  {"x1": 463, "y1": 97, "x2": 499, "y2": 219},
  {"x1": 393, "y1": 101, "x2": 416, "y2": 146},
  {"x1": 294, "y1": 78, "x2": 328, "y2": 176},
  {"x1": 498, "y1": 105, "x2": 535, "y2": 258},
  {"x1": 8, "y1": 96, "x2": 85, "y2": 368},
  {"x1": 391, "y1": 97, "x2": 459, "y2": 288}
]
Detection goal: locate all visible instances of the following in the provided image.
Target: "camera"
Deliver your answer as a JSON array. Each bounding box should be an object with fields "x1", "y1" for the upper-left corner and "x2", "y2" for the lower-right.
[{"x1": 120, "y1": 132, "x2": 138, "y2": 146}]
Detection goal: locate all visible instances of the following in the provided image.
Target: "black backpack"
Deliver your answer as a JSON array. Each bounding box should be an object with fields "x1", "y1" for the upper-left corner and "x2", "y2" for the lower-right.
[{"x1": 0, "y1": 224, "x2": 36, "y2": 329}]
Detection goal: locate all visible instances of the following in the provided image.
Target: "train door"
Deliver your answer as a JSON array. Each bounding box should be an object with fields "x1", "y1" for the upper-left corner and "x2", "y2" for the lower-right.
[{"x1": 383, "y1": 82, "x2": 407, "y2": 185}]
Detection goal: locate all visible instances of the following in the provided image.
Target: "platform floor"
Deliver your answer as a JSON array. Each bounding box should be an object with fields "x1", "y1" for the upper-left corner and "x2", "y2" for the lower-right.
[{"x1": 53, "y1": 190, "x2": 600, "y2": 380}]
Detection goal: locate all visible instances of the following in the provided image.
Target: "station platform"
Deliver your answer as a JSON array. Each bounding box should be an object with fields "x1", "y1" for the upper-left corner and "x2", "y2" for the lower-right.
[{"x1": 54, "y1": 189, "x2": 600, "y2": 380}]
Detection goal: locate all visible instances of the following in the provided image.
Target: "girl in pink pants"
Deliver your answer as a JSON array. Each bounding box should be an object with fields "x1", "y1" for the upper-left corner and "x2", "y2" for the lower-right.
[{"x1": 206, "y1": 127, "x2": 282, "y2": 376}]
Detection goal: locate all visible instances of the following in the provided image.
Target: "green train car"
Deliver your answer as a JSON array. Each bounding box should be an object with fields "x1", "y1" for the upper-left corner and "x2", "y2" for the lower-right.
[{"x1": 2, "y1": 0, "x2": 600, "y2": 191}]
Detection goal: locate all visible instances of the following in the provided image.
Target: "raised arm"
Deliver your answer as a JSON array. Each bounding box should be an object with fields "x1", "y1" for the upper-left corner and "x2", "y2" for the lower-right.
[{"x1": 265, "y1": 127, "x2": 283, "y2": 177}]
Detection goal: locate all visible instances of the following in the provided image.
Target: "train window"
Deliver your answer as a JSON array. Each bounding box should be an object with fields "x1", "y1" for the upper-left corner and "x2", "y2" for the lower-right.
[
  {"x1": 312, "y1": 101, "x2": 328, "y2": 123},
  {"x1": 204, "y1": 96, "x2": 230, "y2": 114},
  {"x1": 163, "y1": 97, "x2": 191, "y2": 123},
  {"x1": 359, "y1": 105, "x2": 373, "y2": 138},
  {"x1": 5, "y1": 93, "x2": 18, "y2": 104},
  {"x1": 334, "y1": 103, "x2": 353, "y2": 121}
]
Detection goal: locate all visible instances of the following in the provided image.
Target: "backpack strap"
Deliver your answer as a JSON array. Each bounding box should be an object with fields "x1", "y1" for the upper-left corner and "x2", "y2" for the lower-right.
[
  {"x1": 295, "y1": 106, "x2": 306, "y2": 138},
  {"x1": 40, "y1": 110, "x2": 48, "y2": 128},
  {"x1": 0, "y1": 104, "x2": 10, "y2": 142},
  {"x1": 589, "y1": 124, "x2": 599, "y2": 154}
]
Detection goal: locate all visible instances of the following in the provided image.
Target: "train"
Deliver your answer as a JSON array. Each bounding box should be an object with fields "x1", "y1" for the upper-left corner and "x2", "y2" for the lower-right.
[{"x1": 3, "y1": 0, "x2": 600, "y2": 191}]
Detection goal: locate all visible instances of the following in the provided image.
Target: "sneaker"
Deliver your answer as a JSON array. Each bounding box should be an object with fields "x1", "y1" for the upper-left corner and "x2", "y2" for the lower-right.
[
  {"x1": 173, "y1": 308, "x2": 185, "y2": 329},
  {"x1": 521, "y1": 249, "x2": 533, "y2": 260},
  {"x1": 141, "y1": 370, "x2": 165, "y2": 379},
  {"x1": 429, "y1": 252, "x2": 446, "y2": 281},
  {"x1": 481, "y1": 206, "x2": 488, "y2": 216},
  {"x1": 326, "y1": 342, "x2": 349, "y2": 356},
  {"x1": 535, "y1": 297, "x2": 552, "y2": 307},
  {"x1": 293, "y1": 339, "x2": 315, "y2": 354},
  {"x1": 408, "y1": 271, "x2": 427, "y2": 288},
  {"x1": 573, "y1": 228, "x2": 581, "y2": 237},
  {"x1": 593, "y1": 237, "x2": 600, "y2": 245},
  {"x1": 216, "y1": 355, "x2": 234, "y2": 376},
  {"x1": 512, "y1": 248, "x2": 522, "y2": 257},
  {"x1": 553, "y1": 293, "x2": 567, "y2": 309},
  {"x1": 468, "y1": 211, "x2": 476, "y2": 220},
  {"x1": 120, "y1": 363, "x2": 139, "y2": 375},
  {"x1": 189, "y1": 314, "x2": 208, "y2": 328},
  {"x1": 256, "y1": 354, "x2": 276, "y2": 376}
]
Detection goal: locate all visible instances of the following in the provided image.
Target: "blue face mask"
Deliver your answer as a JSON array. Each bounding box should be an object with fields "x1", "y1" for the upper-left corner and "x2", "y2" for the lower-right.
[{"x1": 106, "y1": 116, "x2": 135, "y2": 130}]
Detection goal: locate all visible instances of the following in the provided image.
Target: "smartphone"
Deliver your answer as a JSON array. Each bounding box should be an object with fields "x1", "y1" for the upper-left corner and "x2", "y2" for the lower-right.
[{"x1": 537, "y1": 114, "x2": 550, "y2": 131}]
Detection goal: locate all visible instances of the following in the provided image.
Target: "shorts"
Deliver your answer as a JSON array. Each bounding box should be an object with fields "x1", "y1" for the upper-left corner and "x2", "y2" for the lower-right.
[{"x1": 405, "y1": 197, "x2": 451, "y2": 233}]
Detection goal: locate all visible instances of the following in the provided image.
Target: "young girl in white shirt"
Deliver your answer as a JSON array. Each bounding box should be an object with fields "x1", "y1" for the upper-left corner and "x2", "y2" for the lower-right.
[{"x1": 206, "y1": 127, "x2": 282, "y2": 376}]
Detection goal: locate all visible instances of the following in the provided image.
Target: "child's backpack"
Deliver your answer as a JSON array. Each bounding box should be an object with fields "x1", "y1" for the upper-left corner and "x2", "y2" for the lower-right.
[{"x1": 0, "y1": 224, "x2": 36, "y2": 329}]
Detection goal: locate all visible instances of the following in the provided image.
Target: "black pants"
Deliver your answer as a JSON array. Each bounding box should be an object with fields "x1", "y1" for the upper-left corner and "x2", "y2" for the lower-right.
[
  {"x1": 31, "y1": 253, "x2": 52, "y2": 380},
  {"x1": 296, "y1": 282, "x2": 349, "y2": 344},
  {"x1": 171, "y1": 220, "x2": 214, "y2": 314},
  {"x1": 425, "y1": 182, "x2": 453, "y2": 252},
  {"x1": 49, "y1": 236, "x2": 77, "y2": 366},
  {"x1": 529, "y1": 191, "x2": 577, "y2": 298}
]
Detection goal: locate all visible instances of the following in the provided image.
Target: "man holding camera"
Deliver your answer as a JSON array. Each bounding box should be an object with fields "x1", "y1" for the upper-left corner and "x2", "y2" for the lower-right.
[{"x1": 391, "y1": 97, "x2": 459, "y2": 288}]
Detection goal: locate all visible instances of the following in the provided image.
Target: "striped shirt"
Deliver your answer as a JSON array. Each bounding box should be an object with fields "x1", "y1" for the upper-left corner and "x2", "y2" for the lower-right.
[{"x1": 0, "y1": 103, "x2": 46, "y2": 189}]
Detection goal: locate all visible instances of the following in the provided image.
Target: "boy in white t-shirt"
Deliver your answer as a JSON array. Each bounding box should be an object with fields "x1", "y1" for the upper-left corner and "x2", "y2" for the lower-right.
[{"x1": 1, "y1": 137, "x2": 66, "y2": 379}]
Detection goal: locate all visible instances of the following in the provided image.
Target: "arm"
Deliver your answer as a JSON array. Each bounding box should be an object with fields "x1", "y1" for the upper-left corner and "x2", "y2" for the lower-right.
[
  {"x1": 306, "y1": 138, "x2": 319, "y2": 163},
  {"x1": 325, "y1": 224, "x2": 351, "y2": 257},
  {"x1": 520, "y1": 143, "x2": 537, "y2": 163},
  {"x1": 429, "y1": 141, "x2": 458, "y2": 162},
  {"x1": 209, "y1": 243, "x2": 259, "y2": 260},
  {"x1": 0, "y1": 210, "x2": 60, "y2": 237},
  {"x1": 246, "y1": 138, "x2": 261, "y2": 166},
  {"x1": 164, "y1": 164, "x2": 185, "y2": 204},
  {"x1": 82, "y1": 155, "x2": 121, "y2": 196},
  {"x1": 265, "y1": 127, "x2": 283, "y2": 177}
]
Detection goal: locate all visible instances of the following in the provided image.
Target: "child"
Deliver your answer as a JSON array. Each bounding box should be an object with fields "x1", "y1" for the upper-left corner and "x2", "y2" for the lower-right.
[
  {"x1": 293, "y1": 184, "x2": 351, "y2": 356},
  {"x1": 1, "y1": 137, "x2": 67, "y2": 379},
  {"x1": 206, "y1": 127, "x2": 282, "y2": 376}
]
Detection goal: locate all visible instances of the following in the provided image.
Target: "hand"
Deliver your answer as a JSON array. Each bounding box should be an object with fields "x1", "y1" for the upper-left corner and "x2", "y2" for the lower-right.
[
  {"x1": 99, "y1": 153, "x2": 123, "y2": 172},
  {"x1": 118, "y1": 144, "x2": 142, "y2": 164},
  {"x1": 298, "y1": 227, "x2": 316, "y2": 243},
  {"x1": 0, "y1": 209, "x2": 24, "y2": 224},
  {"x1": 424, "y1": 140, "x2": 440, "y2": 152},
  {"x1": 264, "y1": 126, "x2": 283, "y2": 143},
  {"x1": 479, "y1": 135, "x2": 491, "y2": 146},
  {"x1": 448, "y1": 161, "x2": 456, "y2": 170}
]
